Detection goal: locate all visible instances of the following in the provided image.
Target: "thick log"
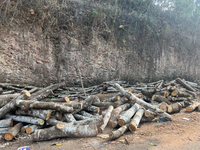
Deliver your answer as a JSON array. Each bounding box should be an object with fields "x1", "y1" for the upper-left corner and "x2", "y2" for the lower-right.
[
  {"x1": 63, "y1": 114, "x2": 76, "y2": 123},
  {"x1": 55, "y1": 111, "x2": 62, "y2": 121},
  {"x1": 79, "y1": 110, "x2": 93, "y2": 118},
  {"x1": 6, "y1": 115, "x2": 45, "y2": 125},
  {"x1": 61, "y1": 102, "x2": 83, "y2": 109},
  {"x1": 0, "y1": 90, "x2": 31, "y2": 119},
  {"x1": 102, "y1": 95, "x2": 120, "y2": 102},
  {"x1": 114, "y1": 83, "x2": 172, "y2": 120},
  {"x1": 128, "y1": 88, "x2": 141, "y2": 94},
  {"x1": 98, "y1": 106, "x2": 114, "y2": 133},
  {"x1": 46, "y1": 118, "x2": 64, "y2": 126},
  {"x1": 95, "y1": 93, "x2": 117, "y2": 101},
  {"x1": 141, "y1": 88, "x2": 156, "y2": 98},
  {"x1": 0, "y1": 93, "x2": 20, "y2": 108},
  {"x1": 2, "y1": 90, "x2": 15, "y2": 94},
  {"x1": 141, "y1": 115, "x2": 155, "y2": 123},
  {"x1": 0, "y1": 118, "x2": 13, "y2": 128},
  {"x1": 26, "y1": 125, "x2": 43, "y2": 134},
  {"x1": 171, "y1": 97, "x2": 188, "y2": 102},
  {"x1": 21, "y1": 124, "x2": 30, "y2": 133},
  {"x1": 176, "y1": 78, "x2": 196, "y2": 92},
  {"x1": 28, "y1": 87, "x2": 38, "y2": 94},
  {"x1": 15, "y1": 109, "x2": 52, "y2": 120},
  {"x1": 33, "y1": 124, "x2": 98, "y2": 141},
  {"x1": 171, "y1": 90, "x2": 190, "y2": 97},
  {"x1": 74, "y1": 115, "x2": 103, "y2": 126},
  {"x1": 167, "y1": 103, "x2": 181, "y2": 114},
  {"x1": 118, "y1": 104, "x2": 140, "y2": 126},
  {"x1": 178, "y1": 101, "x2": 190, "y2": 108},
  {"x1": 108, "y1": 103, "x2": 131, "y2": 127},
  {"x1": 160, "y1": 90, "x2": 170, "y2": 98},
  {"x1": 129, "y1": 108, "x2": 145, "y2": 132},
  {"x1": 4, "y1": 123, "x2": 23, "y2": 141},
  {"x1": 85, "y1": 105, "x2": 100, "y2": 113},
  {"x1": 167, "y1": 86, "x2": 176, "y2": 92},
  {"x1": 0, "y1": 127, "x2": 11, "y2": 134},
  {"x1": 152, "y1": 95, "x2": 171, "y2": 105},
  {"x1": 186, "y1": 103, "x2": 199, "y2": 112},
  {"x1": 159, "y1": 102, "x2": 169, "y2": 112},
  {"x1": 109, "y1": 124, "x2": 129, "y2": 140},
  {"x1": 92, "y1": 101, "x2": 120, "y2": 108},
  {"x1": 73, "y1": 114, "x2": 89, "y2": 120},
  {"x1": 15, "y1": 100, "x2": 73, "y2": 113}
]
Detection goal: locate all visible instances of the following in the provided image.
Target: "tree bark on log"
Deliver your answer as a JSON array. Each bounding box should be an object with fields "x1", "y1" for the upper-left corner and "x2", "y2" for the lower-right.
[
  {"x1": 171, "y1": 90, "x2": 190, "y2": 97},
  {"x1": 15, "y1": 100, "x2": 73, "y2": 113},
  {"x1": 61, "y1": 102, "x2": 83, "y2": 109},
  {"x1": 26, "y1": 125, "x2": 43, "y2": 134},
  {"x1": 0, "y1": 90, "x2": 31, "y2": 119},
  {"x1": 28, "y1": 87, "x2": 38, "y2": 94},
  {"x1": 167, "y1": 103, "x2": 181, "y2": 114},
  {"x1": 178, "y1": 101, "x2": 190, "y2": 108},
  {"x1": 92, "y1": 101, "x2": 120, "y2": 108},
  {"x1": 98, "y1": 106, "x2": 114, "y2": 133},
  {"x1": 5, "y1": 115, "x2": 45, "y2": 125},
  {"x1": 0, "y1": 118, "x2": 13, "y2": 128},
  {"x1": 109, "y1": 124, "x2": 129, "y2": 140},
  {"x1": 118, "y1": 104, "x2": 140, "y2": 126},
  {"x1": 102, "y1": 95, "x2": 120, "y2": 102},
  {"x1": 79, "y1": 110, "x2": 93, "y2": 118},
  {"x1": 21, "y1": 124, "x2": 31, "y2": 133},
  {"x1": 114, "y1": 83, "x2": 172, "y2": 121},
  {"x1": 144, "y1": 110, "x2": 156, "y2": 117},
  {"x1": 167, "y1": 86, "x2": 176, "y2": 92},
  {"x1": 63, "y1": 114, "x2": 76, "y2": 123},
  {"x1": 160, "y1": 90, "x2": 170, "y2": 98},
  {"x1": 43, "y1": 97, "x2": 70, "y2": 102},
  {"x1": 141, "y1": 88, "x2": 156, "y2": 98},
  {"x1": 129, "y1": 108, "x2": 145, "y2": 132},
  {"x1": 55, "y1": 111, "x2": 62, "y2": 121},
  {"x1": 4, "y1": 123, "x2": 23, "y2": 141},
  {"x1": 108, "y1": 103, "x2": 131, "y2": 128},
  {"x1": 85, "y1": 105, "x2": 100, "y2": 113},
  {"x1": 176, "y1": 78, "x2": 196, "y2": 92},
  {"x1": 73, "y1": 114, "x2": 89, "y2": 120},
  {"x1": 141, "y1": 115, "x2": 155, "y2": 123},
  {"x1": 73, "y1": 115, "x2": 103, "y2": 126},
  {"x1": 159, "y1": 102, "x2": 169, "y2": 112},
  {"x1": 171, "y1": 97, "x2": 188, "y2": 102},
  {"x1": 15, "y1": 109, "x2": 52, "y2": 120},
  {"x1": 29, "y1": 82, "x2": 66, "y2": 101},
  {"x1": 2, "y1": 90, "x2": 15, "y2": 94},
  {"x1": 0, "y1": 127, "x2": 11, "y2": 134},
  {"x1": 152, "y1": 95, "x2": 171, "y2": 104},
  {"x1": 186, "y1": 103, "x2": 199, "y2": 112},
  {"x1": 0, "y1": 93, "x2": 20, "y2": 108},
  {"x1": 33, "y1": 124, "x2": 98, "y2": 141}
]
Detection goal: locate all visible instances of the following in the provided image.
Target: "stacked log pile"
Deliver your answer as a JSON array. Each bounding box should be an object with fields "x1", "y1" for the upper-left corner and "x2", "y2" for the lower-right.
[{"x1": 0, "y1": 78, "x2": 199, "y2": 141}]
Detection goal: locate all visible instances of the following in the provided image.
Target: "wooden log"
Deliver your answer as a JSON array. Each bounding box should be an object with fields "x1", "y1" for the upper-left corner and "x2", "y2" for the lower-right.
[
  {"x1": 171, "y1": 97, "x2": 188, "y2": 102},
  {"x1": 116, "y1": 111, "x2": 126, "y2": 120},
  {"x1": 109, "y1": 124, "x2": 129, "y2": 140},
  {"x1": 21, "y1": 124, "x2": 30, "y2": 133},
  {"x1": 0, "y1": 127, "x2": 11, "y2": 134},
  {"x1": 141, "y1": 88, "x2": 156, "y2": 98},
  {"x1": 0, "y1": 93, "x2": 20, "y2": 108},
  {"x1": 102, "y1": 95, "x2": 120, "y2": 102},
  {"x1": 157, "y1": 80, "x2": 164, "y2": 89},
  {"x1": 171, "y1": 90, "x2": 190, "y2": 97},
  {"x1": 114, "y1": 83, "x2": 172, "y2": 120},
  {"x1": 118, "y1": 104, "x2": 140, "y2": 126},
  {"x1": 95, "y1": 93, "x2": 119, "y2": 101},
  {"x1": 176, "y1": 78, "x2": 196, "y2": 92},
  {"x1": 62, "y1": 114, "x2": 76, "y2": 123},
  {"x1": 2, "y1": 90, "x2": 15, "y2": 94},
  {"x1": 178, "y1": 101, "x2": 190, "y2": 108},
  {"x1": 0, "y1": 118, "x2": 13, "y2": 128},
  {"x1": 26, "y1": 125, "x2": 43, "y2": 134},
  {"x1": 61, "y1": 102, "x2": 83, "y2": 109},
  {"x1": 159, "y1": 102, "x2": 169, "y2": 112},
  {"x1": 79, "y1": 110, "x2": 93, "y2": 118},
  {"x1": 98, "y1": 106, "x2": 114, "y2": 133},
  {"x1": 15, "y1": 100, "x2": 73, "y2": 113},
  {"x1": 141, "y1": 115, "x2": 155, "y2": 123},
  {"x1": 160, "y1": 90, "x2": 170, "y2": 98},
  {"x1": 46, "y1": 118, "x2": 64, "y2": 126},
  {"x1": 85, "y1": 106, "x2": 100, "y2": 113},
  {"x1": 55, "y1": 111, "x2": 62, "y2": 121},
  {"x1": 152, "y1": 95, "x2": 171, "y2": 105},
  {"x1": 15, "y1": 109, "x2": 52, "y2": 121},
  {"x1": 0, "y1": 90, "x2": 31, "y2": 119},
  {"x1": 33, "y1": 123, "x2": 98, "y2": 141},
  {"x1": 129, "y1": 108, "x2": 145, "y2": 132},
  {"x1": 167, "y1": 103, "x2": 181, "y2": 114},
  {"x1": 108, "y1": 103, "x2": 131, "y2": 127},
  {"x1": 28, "y1": 87, "x2": 38, "y2": 94},
  {"x1": 74, "y1": 115, "x2": 103, "y2": 126},
  {"x1": 144, "y1": 110, "x2": 156, "y2": 117},
  {"x1": 92, "y1": 101, "x2": 120, "y2": 108},
  {"x1": 4, "y1": 123, "x2": 23, "y2": 141},
  {"x1": 28, "y1": 82, "x2": 66, "y2": 101},
  {"x1": 167, "y1": 96, "x2": 172, "y2": 101},
  {"x1": 186, "y1": 103, "x2": 199, "y2": 112},
  {"x1": 128, "y1": 88, "x2": 141, "y2": 94},
  {"x1": 167, "y1": 86, "x2": 176, "y2": 92},
  {"x1": 6, "y1": 115, "x2": 45, "y2": 125},
  {"x1": 73, "y1": 114, "x2": 89, "y2": 120},
  {"x1": 43, "y1": 97, "x2": 70, "y2": 102}
]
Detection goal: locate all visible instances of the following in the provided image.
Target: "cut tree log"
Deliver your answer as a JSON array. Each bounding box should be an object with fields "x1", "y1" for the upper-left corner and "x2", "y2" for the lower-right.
[
  {"x1": 61, "y1": 102, "x2": 83, "y2": 109},
  {"x1": 73, "y1": 114, "x2": 89, "y2": 120},
  {"x1": 141, "y1": 88, "x2": 156, "y2": 98},
  {"x1": 178, "y1": 101, "x2": 190, "y2": 108},
  {"x1": 159, "y1": 102, "x2": 169, "y2": 112},
  {"x1": 33, "y1": 124, "x2": 98, "y2": 141},
  {"x1": 141, "y1": 115, "x2": 155, "y2": 123},
  {"x1": 108, "y1": 103, "x2": 131, "y2": 127},
  {"x1": 176, "y1": 78, "x2": 196, "y2": 92},
  {"x1": 26, "y1": 125, "x2": 43, "y2": 134},
  {"x1": 118, "y1": 104, "x2": 140, "y2": 126},
  {"x1": 171, "y1": 97, "x2": 188, "y2": 102},
  {"x1": 2, "y1": 90, "x2": 15, "y2": 94},
  {"x1": 0, "y1": 118, "x2": 13, "y2": 128},
  {"x1": 55, "y1": 111, "x2": 62, "y2": 121},
  {"x1": 46, "y1": 118, "x2": 64, "y2": 126},
  {"x1": 129, "y1": 108, "x2": 145, "y2": 132},
  {"x1": 92, "y1": 101, "x2": 120, "y2": 108},
  {"x1": 29, "y1": 82, "x2": 66, "y2": 101},
  {"x1": 5, "y1": 115, "x2": 45, "y2": 125},
  {"x1": 144, "y1": 110, "x2": 156, "y2": 117},
  {"x1": 167, "y1": 103, "x2": 181, "y2": 114},
  {"x1": 167, "y1": 86, "x2": 176, "y2": 92},
  {"x1": 160, "y1": 90, "x2": 170, "y2": 98},
  {"x1": 4, "y1": 122, "x2": 23, "y2": 141},
  {"x1": 63, "y1": 114, "x2": 76, "y2": 123},
  {"x1": 15, "y1": 100, "x2": 73, "y2": 113},
  {"x1": 0, "y1": 90, "x2": 31, "y2": 119},
  {"x1": 79, "y1": 110, "x2": 93, "y2": 118},
  {"x1": 21, "y1": 124, "x2": 31, "y2": 133},
  {"x1": 15, "y1": 109, "x2": 52, "y2": 120},
  {"x1": 43, "y1": 97, "x2": 70, "y2": 102},
  {"x1": 102, "y1": 95, "x2": 120, "y2": 102},
  {"x1": 171, "y1": 90, "x2": 190, "y2": 97},
  {"x1": 98, "y1": 105, "x2": 114, "y2": 133},
  {"x1": 0, "y1": 93, "x2": 20, "y2": 108},
  {"x1": 152, "y1": 95, "x2": 171, "y2": 105},
  {"x1": 28, "y1": 87, "x2": 38, "y2": 94},
  {"x1": 0, "y1": 128, "x2": 11, "y2": 134},
  {"x1": 186, "y1": 103, "x2": 199, "y2": 112},
  {"x1": 114, "y1": 83, "x2": 172, "y2": 120},
  {"x1": 95, "y1": 93, "x2": 119, "y2": 101},
  {"x1": 85, "y1": 106, "x2": 100, "y2": 113},
  {"x1": 109, "y1": 124, "x2": 129, "y2": 140}
]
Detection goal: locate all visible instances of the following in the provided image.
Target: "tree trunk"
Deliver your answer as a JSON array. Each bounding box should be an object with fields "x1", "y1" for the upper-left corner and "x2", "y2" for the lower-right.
[
  {"x1": 152, "y1": 95, "x2": 171, "y2": 104},
  {"x1": 78, "y1": 110, "x2": 93, "y2": 118},
  {"x1": 186, "y1": 103, "x2": 199, "y2": 112},
  {"x1": 33, "y1": 124, "x2": 98, "y2": 141},
  {"x1": 26, "y1": 125, "x2": 43, "y2": 134},
  {"x1": 73, "y1": 115, "x2": 103, "y2": 126},
  {"x1": 63, "y1": 114, "x2": 76, "y2": 123},
  {"x1": 109, "y1": 124, "x2": 129, "y2": 140},
  {"x1": 15, "y1": 100, "x2": 73, "y2": 113},
  {"x1": 15, "y1": 109, "x2": 52, "y2": 120},
  {"x1": 144, "y1": 110, "x2": 156, "y2": 117},
  {"x1": 114, "y1": 83, "x2": 172, "y2": 121},
  {"x1": 118, "y1": 104, "x2": 140, "y2": 126},
  {"x1": 0, "y1": 127, "x2": 11, "y2": 134},
  {"x1": 108, "y1": 103, "x2": 131, "y2": 127},
  {"x1": 0, "y1": 90, "x2": 31, "y2": 119},
  {"x1": 98, "y1": 106, "x2": 114, "y2": 133},
  {"x1": 4, "y1": 123, "x2": 23, "y2": 141},
  {"x1": 73, "y1": 114, "x2": 89, "y2": 120},
  {"x1": 0, "y1": 93, "x2": 20, "y2": 108},
  {"x1": 129, "y1": 108, "x2": 145, "y2": 132},
  {"x1": 85, "y1": 105, "x2": 100, "y2": 113},
  {"x1": 0, "y1": 118, "x2": 13, "y2": 128},
  {"x1": 29, "y1": 82, "x2": 66, "y2": 101},
  {"x1": 176, "y1": 78, "x2": 196, "y2": 92},
  {"x1": 159, "y1": 102, "x2": 169, "y2": 112},
  {"x1": 5, "y1": 115, "x2": 45, "y2": 125},
  {"x1": 167, "y1": 103, "x2": 181, "y2": 114},
  {"x1": 141, "y1": 88, "x2": 156, "y2": 98},
  {"x1": 102, "y1": 95, "x2": 120, "y2": 102},
  {"x1": 171, "y1": 90, "x2": 190, "y2": 97}
]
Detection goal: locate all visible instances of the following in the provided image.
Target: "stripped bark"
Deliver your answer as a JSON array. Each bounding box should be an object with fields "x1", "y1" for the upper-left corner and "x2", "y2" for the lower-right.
[
  {"x1": 109, "y1": 124, "x2": 129, "y2": 140},
  {"x1": 4, "y1": 123, "x2": 23, "y2": 141},
  {"x1": 98, "y1": 106, "x2": 114, "y2": 133},
  {"x1": 0, "y1": 118, "x2": 13, "y2": 128}
]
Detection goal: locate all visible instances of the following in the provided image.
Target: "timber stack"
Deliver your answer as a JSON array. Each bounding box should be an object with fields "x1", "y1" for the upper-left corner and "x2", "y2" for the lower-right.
[{"x1": 0, "y1": 77, "x2": 199, "y2": 141}]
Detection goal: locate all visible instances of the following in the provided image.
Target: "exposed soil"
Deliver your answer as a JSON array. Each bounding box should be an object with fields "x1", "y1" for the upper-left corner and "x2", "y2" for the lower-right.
[{"x1": 1, "y1": 109, "x2": 200, "y2": 150}]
